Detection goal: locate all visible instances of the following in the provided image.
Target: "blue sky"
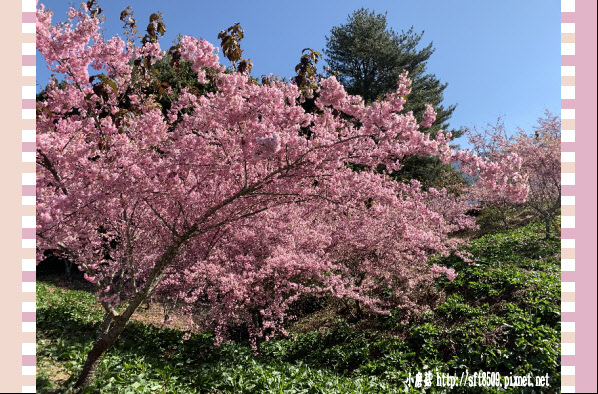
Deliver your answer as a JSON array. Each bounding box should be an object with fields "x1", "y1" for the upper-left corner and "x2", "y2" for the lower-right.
[{"x1": 36, "y1": 0, "x2": 561, "y2": 149}]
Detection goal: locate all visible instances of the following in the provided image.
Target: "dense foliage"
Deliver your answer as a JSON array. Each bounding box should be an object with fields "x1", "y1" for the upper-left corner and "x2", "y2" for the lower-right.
[
  {"x1": 323, "y1": 8, "x2": 455, "y2": 135},
  {"x1": 323, "y1": 8, "x2": 465, "y2": 190},
  {"x1": 468, "y1": 111, "x2": 561, "y2": 236},
  {"x1": 36, "y1": 2, "x2": 527, "y2": 388},
  {"x1": 37, "y1": 221, "x2": 560, "y2": 393}
]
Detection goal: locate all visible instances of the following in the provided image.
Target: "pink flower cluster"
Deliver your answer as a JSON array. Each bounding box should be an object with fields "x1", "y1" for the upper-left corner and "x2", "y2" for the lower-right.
[
  {"x1": 420, "y1": 104, "x2": 437, "y2": 129},
  {"x1": 254, "y1": 133, "x2": 280, "y2": 159},
  {"x1": 36, "y1": 3, "x2": 529, "y2": 347},
  {"x1": 467, "y1": 111, "x2": 561, "y2": 231}
]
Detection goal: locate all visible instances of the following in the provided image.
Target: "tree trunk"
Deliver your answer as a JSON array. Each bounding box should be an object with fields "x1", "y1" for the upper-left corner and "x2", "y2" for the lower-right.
[
  {"x1": 353, "y1": 273, "x2": 366, "y2": 320},
  {"x1": 73, "y1": 315, "x2": 127, "y2": 390},
  {"x1": 73, "y1": 239, "x2": 188, "y2": 390},
  {"x1": 500, "y1": 205, "x2": 509, "y2": 228},
  {"x1": 354, "y1": 299, "x2": 363, "y2": 319},
  {"x1": 64, "y1": 260, "x2": 72, "y2": 277}
]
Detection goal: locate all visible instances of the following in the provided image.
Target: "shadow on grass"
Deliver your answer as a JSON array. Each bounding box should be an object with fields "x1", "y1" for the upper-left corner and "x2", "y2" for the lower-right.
[
  {"x1": 36, "y1": 374, "x2": 57, "y2": 393},
  {"x1": 37, "y1": 272, "x2": 96, "y2": 293}
]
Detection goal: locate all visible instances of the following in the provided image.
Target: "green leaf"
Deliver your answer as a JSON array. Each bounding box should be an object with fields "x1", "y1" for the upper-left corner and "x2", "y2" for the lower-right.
[{"x1": 105, "y1": 80, "x2": 118, "y2": 95}]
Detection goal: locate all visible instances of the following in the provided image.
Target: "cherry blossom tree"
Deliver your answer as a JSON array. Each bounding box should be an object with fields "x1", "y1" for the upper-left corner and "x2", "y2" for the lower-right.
[
  {"x1": 468, "y1": 111, "x2": 560, "y2": 236},
  {"x1": 36, "y1": 3, "x2": 528, "y2": 388},
  {"x1": 467, "y1": 119, "x2": 524, "y2": 227},
  {"x1": 517, "y1": 111, "x2": 561, "y2": 237},
  {"x1": 154, "y1": 179, "x2": 476, "y2": 350}
]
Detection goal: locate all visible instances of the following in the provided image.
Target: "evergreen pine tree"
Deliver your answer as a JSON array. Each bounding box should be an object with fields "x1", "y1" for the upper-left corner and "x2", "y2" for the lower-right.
[
  {"x1": 324, "y1": 8, "x2": 465, "y2": 189},
  {"x1": 324, "y1": 8, "x2": 456, "y2": 137}
]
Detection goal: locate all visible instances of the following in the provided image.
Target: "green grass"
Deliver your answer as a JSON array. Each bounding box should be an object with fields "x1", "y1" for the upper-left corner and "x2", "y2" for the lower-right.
[{"x1": 37, "y1": 221, "x2": 561, "y2": 393}]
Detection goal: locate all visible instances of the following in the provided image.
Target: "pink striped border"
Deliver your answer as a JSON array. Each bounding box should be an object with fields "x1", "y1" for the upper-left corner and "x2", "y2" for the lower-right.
[
  {"x1": 16, "y1": 1, "x2": 596, "y2": 393},
  {"x1": 561, "y1": 0, "x2": 598, "y2": 392},
  {"x1": 560, "y1": 0, "x2": 598, "y2": 392},
  {"x1": 22, "y1": 0, "x2": 36, "y2": 393},
  {"x1": 561, "y1": 1, "x2": 576, "y2": 391}
]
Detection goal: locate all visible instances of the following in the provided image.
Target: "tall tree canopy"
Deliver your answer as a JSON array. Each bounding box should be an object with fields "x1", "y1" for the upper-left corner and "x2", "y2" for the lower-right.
[
  {"x1": 324, "y1": 9, "x2": 463, "y2": 190},
  {"x1": 324, "y1": 8, "x2": 456, "y2": 138}
]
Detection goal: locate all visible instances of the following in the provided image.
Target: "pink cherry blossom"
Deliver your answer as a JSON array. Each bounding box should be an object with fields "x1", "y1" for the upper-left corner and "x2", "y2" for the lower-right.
[
  {"x1": 420, "y1": 104, "x2": 437, "y2": 129},
  {"x1": 35, "y1": 3, "x2": 529, "y2": 387},
  {"x1": 467, "y1": 111, "x2": 560, "y2": 233}
]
